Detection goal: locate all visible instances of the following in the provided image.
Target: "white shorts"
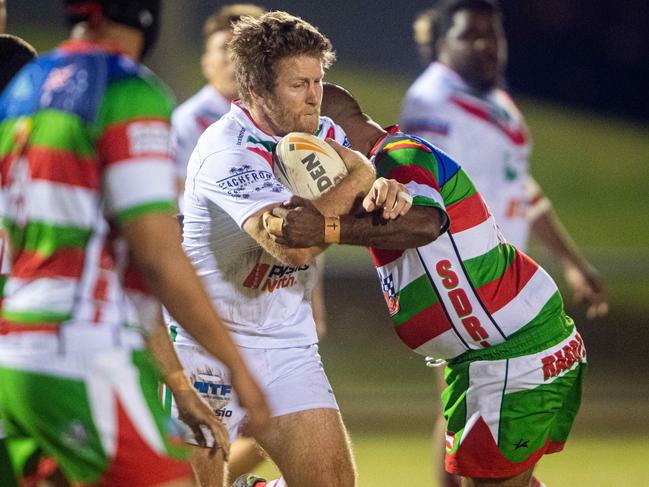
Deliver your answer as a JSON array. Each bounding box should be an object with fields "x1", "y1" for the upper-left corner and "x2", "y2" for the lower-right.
[{"x1": 169, "y1": 344, "x2": 338, "y2": 445}]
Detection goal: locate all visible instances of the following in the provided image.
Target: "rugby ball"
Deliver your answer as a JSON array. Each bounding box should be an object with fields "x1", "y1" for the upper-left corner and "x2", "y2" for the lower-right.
[{"x1": 273, "y1": 132, "x2": 347, "y2": 199}]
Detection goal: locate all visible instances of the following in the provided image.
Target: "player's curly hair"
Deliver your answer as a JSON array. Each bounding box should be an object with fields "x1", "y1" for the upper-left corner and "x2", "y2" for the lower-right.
[
  {"x1": 229, "y1": 11, "x2": 335, "y2": 105},
  {"x1": 414, "y1": 0, "x2": 500, "y2": 63}
]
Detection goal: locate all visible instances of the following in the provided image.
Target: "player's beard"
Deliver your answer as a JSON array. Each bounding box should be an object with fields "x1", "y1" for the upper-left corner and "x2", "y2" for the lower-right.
[{"x1": 262, "y1": 93, "x2": 320, "y2": 136}]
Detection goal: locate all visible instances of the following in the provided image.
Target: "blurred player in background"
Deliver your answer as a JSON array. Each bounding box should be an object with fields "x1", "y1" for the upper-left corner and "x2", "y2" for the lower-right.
[
  {"x1": 401, "y1": 1, "x2": 607, "y2": 484},
  {"x1": 172, "y1": 3, "x2": 264, "y2": 200},
  {"x1": 269, "y1": 83, "x2": 588, "y2": 487},
  {"x1": 0, "y1": 1, "x2": 269, "y2": 485}
]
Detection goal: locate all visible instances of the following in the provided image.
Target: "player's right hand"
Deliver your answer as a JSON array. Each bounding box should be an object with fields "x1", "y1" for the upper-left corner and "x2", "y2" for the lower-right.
[
  {"x1": 363, "y1": 177, "x2": 413, "y2": 219},
  {"x1": 173, "y1": 387, "x2": 231, "y2": 460},
  {"x1": 230, "y1": 368, "x2": 271, "y2": 435}
]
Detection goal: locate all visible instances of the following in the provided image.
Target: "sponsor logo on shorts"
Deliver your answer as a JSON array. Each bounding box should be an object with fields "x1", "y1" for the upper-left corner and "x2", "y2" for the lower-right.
[
  {"x1": 193, "y1": 381, "x2": 232, "y2": 398},
  {"x1": 215, "y1": 408, "x2": 233, "y2": 418},
  {"x1": 436, "y1": 260, "x2": 490, "y2": 347},
  {"x1": 541, "y1": 333, "x2": 586, "y2": 381},
  {"x1": 381, "y1": 274, "x2": 400, "y2": 316},
  {"x1": 243, "y1": 263, "x2": 309, "y2": 293}
]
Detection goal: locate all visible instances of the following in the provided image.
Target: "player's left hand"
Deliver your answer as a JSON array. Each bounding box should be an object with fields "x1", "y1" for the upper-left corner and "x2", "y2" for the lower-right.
[
  {"x1": 363, "y1": 178, "x2": 413, "y2": 220},
  {"x1": 172, "y1": 384, "x2": 230, "y2": 460},
  {"x1": 264, "y1": 196, "x2": 325, "y2": 247},
  {"x1": 564, "y1": 263, "x2": 609, "y2": 320}
]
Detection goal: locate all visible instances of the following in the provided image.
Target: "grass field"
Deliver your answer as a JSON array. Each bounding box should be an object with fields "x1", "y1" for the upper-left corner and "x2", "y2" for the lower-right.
[{"x1": 251, "y1": 433, "x2": 649, "y2": 486}]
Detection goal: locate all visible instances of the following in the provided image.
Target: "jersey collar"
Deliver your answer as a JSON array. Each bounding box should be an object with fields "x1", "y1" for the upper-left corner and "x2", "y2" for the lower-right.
[
  {"x1": 59, "y1": 39, "x2": 127, "y2": 56},
  {"x1": 369, "y1": 125, "x2": 400, "y2": 159},
  {"x1": 230, "y1": 100, "x2": 280, "y2": 141}
]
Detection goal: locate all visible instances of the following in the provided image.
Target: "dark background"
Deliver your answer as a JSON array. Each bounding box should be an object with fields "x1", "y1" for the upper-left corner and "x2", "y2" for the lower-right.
[{"x1": 9, "y1": 0, "x2": 649, "y2": 121}]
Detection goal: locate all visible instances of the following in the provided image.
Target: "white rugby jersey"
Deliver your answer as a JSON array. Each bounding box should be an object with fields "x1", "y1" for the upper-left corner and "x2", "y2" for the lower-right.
[
  {"x1": 400, "y1": 63, "x2": 533, "y2": 249},
  {"x1": 175, "y1": 101, "x2": 348, "y2": 349},
  {"x1": 171, "y1": 85, "x2": 231, "y2": 189}
]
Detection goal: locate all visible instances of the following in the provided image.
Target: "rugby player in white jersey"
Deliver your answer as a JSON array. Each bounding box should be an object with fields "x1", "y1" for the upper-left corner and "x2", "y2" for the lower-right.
[
  {"x1": 170, "y1": 5, "x2": 278, "y2": 482},
  {"x1": 400, "y1": 1, "x2": 608, "y2": 485},
  {"x1": 170, "y1": 11, "x2": 410, "y2": 487}
]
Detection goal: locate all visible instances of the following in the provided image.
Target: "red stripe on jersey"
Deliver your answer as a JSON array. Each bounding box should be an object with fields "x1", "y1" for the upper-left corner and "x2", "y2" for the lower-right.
[
  {"x1": 476, "y1": 250, "x2": 539, "y2": 314},
  {"x1": 326, "y1": 125, "x2": 336, "y2": 140},
  {"x1": 395, "y1": 302, "x2": 452, "y2": 349},
  {"x1": 450, "y1": 96, "x2": 527, "y2": 146},
  {"x1": 26, "y1": 147, "x2": 99, "y2": 189},
  {"x1": 447, "y1": 192, "x2": 490, "y2": 233},
  {"x1": 98, "y1": 117, "x2": 171, "y2": 166},
  {"x1": 247, "y1": 147, "x2": 273, "y2": 167},
  {"x1": 370, "y1": 248, "x2": 404, "y2": 267},
  {"x1": 0, "y1": 321, "x2": 60, "y2": 335},
  {"x1": 12, "y1": 248, "x2": 86, "y2": 280},
  {"x1": 387, "y1": 164, "x2": 441, "y2": 192}
]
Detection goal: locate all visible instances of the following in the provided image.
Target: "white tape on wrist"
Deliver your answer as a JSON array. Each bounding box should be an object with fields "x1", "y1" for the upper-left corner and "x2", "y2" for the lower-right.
[{"x1": 397, "y1": 191, "x2": 413, "y2": 205}]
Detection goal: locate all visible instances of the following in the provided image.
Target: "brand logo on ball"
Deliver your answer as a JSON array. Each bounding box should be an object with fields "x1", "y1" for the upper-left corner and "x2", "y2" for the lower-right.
[{"x1": 287, "y1": 136, "x2": 335, "y2": 192}]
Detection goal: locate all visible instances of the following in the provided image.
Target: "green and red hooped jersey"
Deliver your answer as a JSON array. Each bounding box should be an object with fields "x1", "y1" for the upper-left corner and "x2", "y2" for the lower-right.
[
  {"x1": 0, "y1": 40, "x2": 176, "y2": 345},
  {"x1": 369, "y1": 128, "x2": 566, "y2": 360}
]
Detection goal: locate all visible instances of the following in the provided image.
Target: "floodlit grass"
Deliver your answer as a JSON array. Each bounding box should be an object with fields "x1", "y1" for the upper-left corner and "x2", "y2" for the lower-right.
[{"x1": 251, "y1": 432, "x2": 649, "y2": 486}]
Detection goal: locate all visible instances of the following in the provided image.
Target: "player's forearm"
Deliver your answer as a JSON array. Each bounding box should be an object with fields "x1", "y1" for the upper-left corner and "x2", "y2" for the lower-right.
[
  {"x1": 531, "y1": 208, "x2": 592, "y2": 271},
  {"x1": 312, "y1": 160, "x2": 376, "y2": 216},
  {"x1": 146, "y1": 318, "x2": 183, "y2": 377},
  {"x1": 338, "y1": 206, "x2": 443, "y2": 249}
]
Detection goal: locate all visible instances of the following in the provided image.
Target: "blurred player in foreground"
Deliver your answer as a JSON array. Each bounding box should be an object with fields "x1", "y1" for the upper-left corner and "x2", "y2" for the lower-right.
[
  {"x1": 265, "y1": 83, "x2": 587, "y2": 487},
  {"x1": 171, "y1": 11, "x2": 408, "y2": 487},
  {"x1": 0, "y1": 1, "x2": 269, "y2": 485},
  {"x1": 401, "y1": 2, "x2": 607, "y2": 484},
  {"x1": 0, "y1": 28, "x2": 39, "y2": 487}
]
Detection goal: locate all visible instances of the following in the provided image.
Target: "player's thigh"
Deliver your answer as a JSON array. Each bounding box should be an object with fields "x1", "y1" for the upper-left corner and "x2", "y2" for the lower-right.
[
  {"x1": 254, "y1": 408, "x2": 355, "y2": 487},
  {"x1": 189, "y1": 444, "x2": 225, "y2": 487},
  {"x1": 253, "y1": 345, "x2": 354, "y2": 485}
]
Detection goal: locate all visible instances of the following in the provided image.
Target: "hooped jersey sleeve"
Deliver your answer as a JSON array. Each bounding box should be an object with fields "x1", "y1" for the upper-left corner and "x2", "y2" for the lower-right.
[
  {"x1": 95, "y1": 73, "x2": 177, "y2": 225},
  {"x1": 372, "y1": 134, "x2": 451, "y2": 234},
  {"x1": 190, "y1": 146, "x2": 292, "y2": 229}
]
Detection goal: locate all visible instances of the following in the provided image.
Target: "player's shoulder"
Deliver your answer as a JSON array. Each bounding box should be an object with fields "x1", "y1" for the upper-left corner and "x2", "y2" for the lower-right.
[
  {"x1": 405, "y1": 64, "x2": 454, "y2": 108},
  {"x1": 107, "y1": 59, "x2": 175, "y2": 110},
  {"x1": 172, "y1": 86, "x2": 213, "y2": 125},
  {"x1": 316, "y1": 115, "x2": 350, "y2": 146}
]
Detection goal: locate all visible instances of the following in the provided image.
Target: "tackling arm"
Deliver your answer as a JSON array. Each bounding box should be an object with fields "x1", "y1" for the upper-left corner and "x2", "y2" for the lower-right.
[{"x1": 268, "y1": 202, "x2": 444, "y2": 250}]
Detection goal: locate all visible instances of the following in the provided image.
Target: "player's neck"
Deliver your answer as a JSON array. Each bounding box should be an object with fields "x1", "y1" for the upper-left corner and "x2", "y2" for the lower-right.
[{"x1": 245, "y1": 103, "x2": 282, "y2": 137}]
